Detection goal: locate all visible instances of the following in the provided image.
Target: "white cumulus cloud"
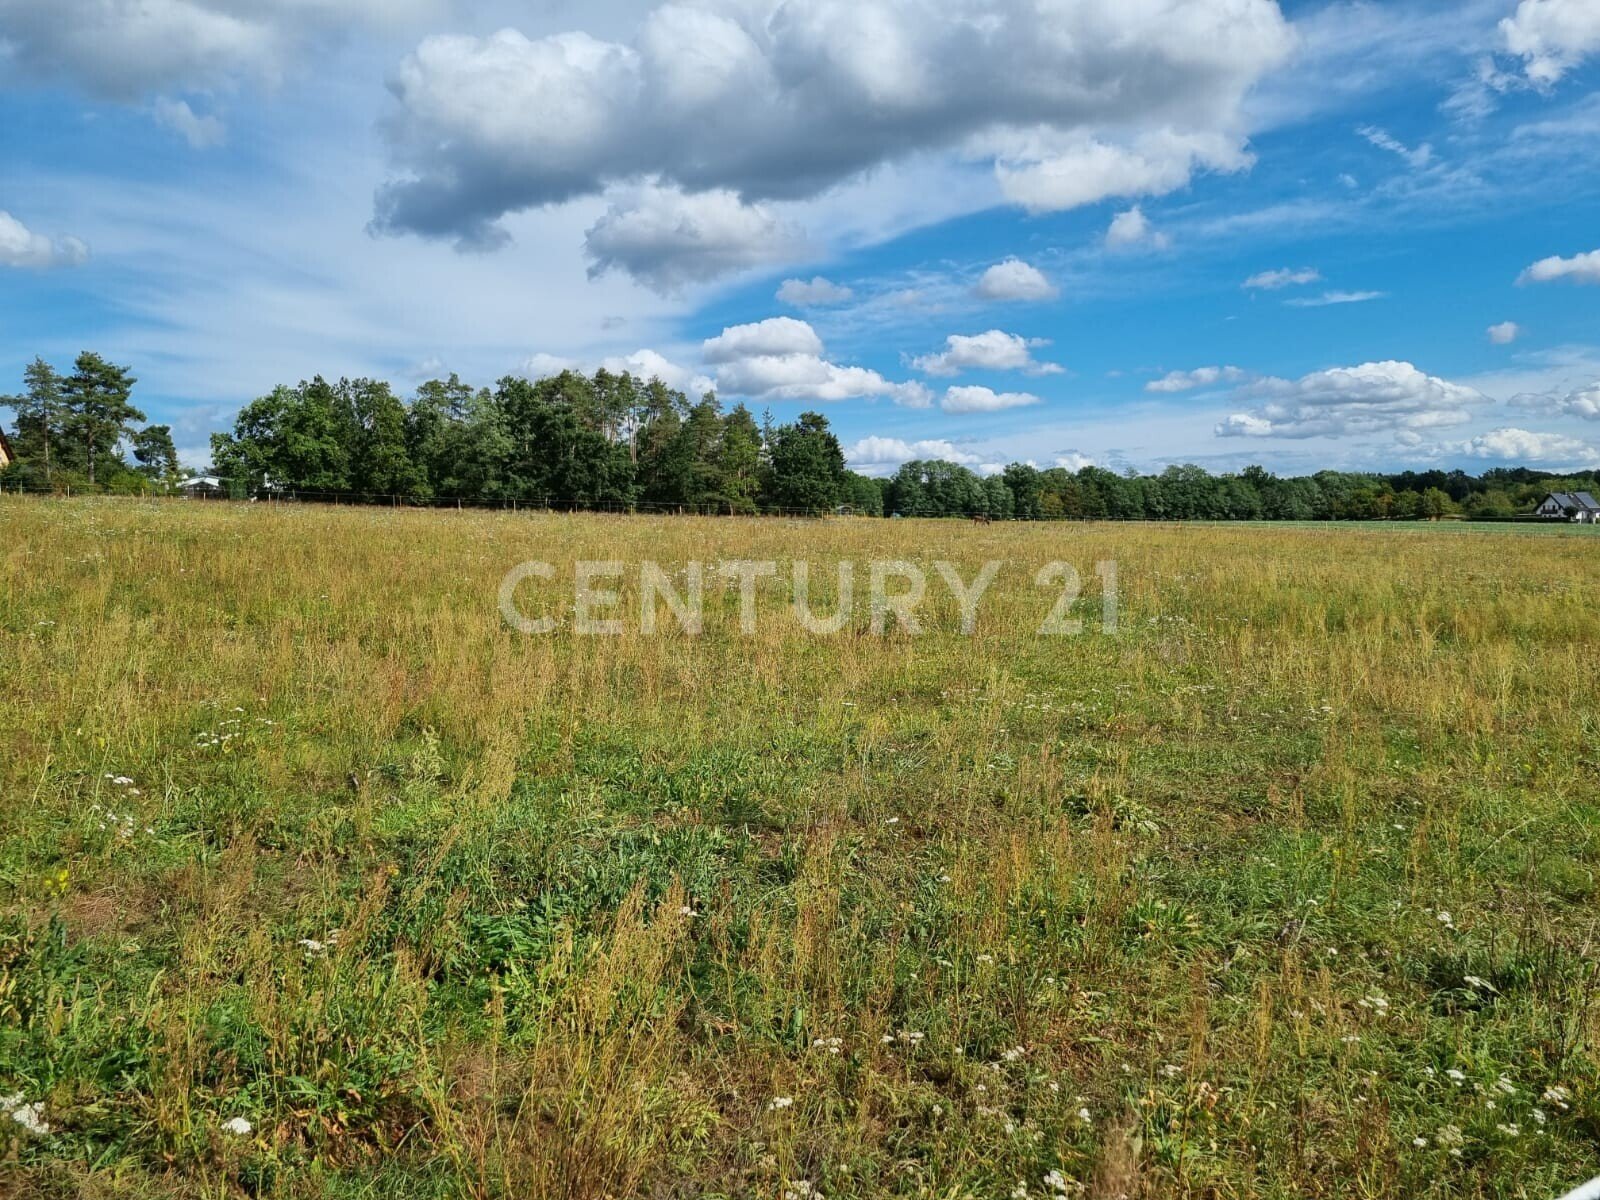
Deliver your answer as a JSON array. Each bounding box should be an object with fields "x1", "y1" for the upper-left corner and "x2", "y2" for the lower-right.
[
  {"x1": 776, "y1": 276, "x2": 853, "y2": 307},
  {"x1": 1455, "y1": 426, "x2": 1600, "y2": 466},
  {"x1": 0, "y1": 0, "x2": 447, "y2": 98},
  {"x1": 0, "y1": 210, "x2": 89, "y2": 269},
  {"x1": 584, "y1": 185, "x2": 802, "y2": 292},
  {"x1": 1509, "y1": 382, "x2": 1600, "y2": 419},
  {"x1": 974, "y1": 258, "x2": 1058, "y2": 302},
  {"x1": 1146, "y1": 366, "x2": 1248, "y2": 393},
  {"x1": 1215, "y1": 361, "x2": 1489, "y2": 439},
  {"x1": 941, "y1": 385, "x2": 1042, "y2": 414},
  {"x1": 1105, "y1": 205, "x2": 1169, "y2": 250},
  {"x1": 371, "y1": 0, "x2": 1294, "y2": 272},
  {"x1": 1487, "y1": 321, "x2": 1522, "y2": 345},
  {"x1": 704, "y1": 316, "x2": 928, "y2": 406},
  {"x1": 846, "y1": 435, "x2": 981, "y2": 469},
  {"x1": 1519, "y1": 249, "x2": 1600, "y2": 284},
  {"x1": 1502, "y1": 0, "x2": 1600, "y2": 85},
  {"x1": 912, "y1": 330, "x2": 1061, "y2": 378}
]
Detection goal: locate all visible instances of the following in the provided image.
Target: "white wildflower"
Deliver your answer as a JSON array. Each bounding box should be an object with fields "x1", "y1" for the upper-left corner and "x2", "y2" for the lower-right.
[
  {"x1": 1002, "y1": 1045, "x2": 1026, "y2": 1062},
  {"x1": 1, "y1": 1093, "x2": 50, "y2": 1136},
  {"x1": 768, "y1": 1095, "x2": 794, "y2": 1111},
  {"x1": 1412, "y1": 1136, "x2": 1427, "y2": 1148},
  {"x1": 1496, "y1": 1123, "x2": 1520, "y2": 1137},
  {"x1": 298, "y1": 938, "x2": 327, "y2": 956},
  {"x1": 1542, "y1": 1085, "x2": 1571, "y2": 1110},
  {"x1": 1463, "y1": 975, "x2": 1497, "y2": 992},
  {"x1": 1043, "y1": 1168, "x2": 1071, "y2": 1194},
  {"x1": 223, "y1": 1116, "x2": 253, "y2": 1136},
  {"x1": 1077, "y1": 1107, "x2": 1092, "y2": 1125}
]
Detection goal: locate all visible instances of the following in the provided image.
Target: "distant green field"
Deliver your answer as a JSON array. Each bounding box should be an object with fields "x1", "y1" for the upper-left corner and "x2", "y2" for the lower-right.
[{"x1": 2, "y1": 498, "x2": 1597, "y2": 1199}]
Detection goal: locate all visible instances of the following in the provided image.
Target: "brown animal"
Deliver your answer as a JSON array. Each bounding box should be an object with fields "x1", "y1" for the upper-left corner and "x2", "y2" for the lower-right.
[{"x1": 972, "y1": 513, "x2": 992, "y2": 525}]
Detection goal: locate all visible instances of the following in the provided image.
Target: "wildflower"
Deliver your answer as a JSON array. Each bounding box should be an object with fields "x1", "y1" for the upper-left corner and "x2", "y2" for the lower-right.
[
  {"x1": 1002, "y1": 1045, "x2": 1026, "y2": 1062},
  {"x1": 1436, "y1": 911, "x2": 1455, "y2": 929},
  {"x1": 678, "y1": 905, "x2": 699, "y2": 918},
  {"x1": 223, "y1": 1116, "x2": 254, "y2": 1136},
  {"x1": 1077, "y1": 1107, "x2": 1092, "y2": 1125},
  {"x1": 1012, "y1": 1184, "x2": 1029, "y2": 1199},
  {"x1": 768, "y1": 1096, "x2": 794, "y2": 1111},
  {"x1": 1043, "y1": 1169, "x2": 1071, "y2": 1194},
  {"x1": 1160, "y1": 1063, "x2": 1183, "y2": 1078},
  {"x1": 1532, "y1": 1108, "x2": 1547, "y2": 1125},
  {"x1": 784, "y1": 1182, "x2": 821, "y2": 1200},
  {"x1": 977, "y1": 953, "x2": 995, "y2": 965},
  {"x1": 1437, "y1": 1124, "x2": 1464, "y2": 1147},
  {"x1": 1494, "y1": 1076, "x2": 1516, "y2": 1096},
  {"x1": 0, "y1": 1093, "x2": 50, "y2": 1136},
  {"x1": 811, "y1": 1037, "x2": 843, "y2": 1055},
  {"x1": 1446, "y1": 1069, "x2": 1465, "y2": 1085},
  {"x1": 1412, "y1": 1136, "x2": 1428, "y2": 1148},
  {"x1": 1496, "y1": 1123, "x2": 1521, "y2": 1137},
  {"x1": 1463, "y1": 975, "x2": 1497, "y2": 993},
  {"x1": 1541, "y1": 1085, "x2": 1571, "y2": 1110},
  {"x1": 298, "y1": 938, "x2": 327, "y2": 957}
]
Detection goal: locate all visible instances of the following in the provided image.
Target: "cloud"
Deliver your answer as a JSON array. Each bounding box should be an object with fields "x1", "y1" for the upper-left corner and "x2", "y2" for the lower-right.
[
  {"x1": 597, "y1": 349, "x2": 715, "y2": 397},
  {"x1": 1508, "y1": 382, "x2": 1600, "y2": 419},
  {"x1": 1357, "y1": 125, "x2": 1434, "y2": 169},
  {"x1": 974, "y1": 258, "x2": 1058, "y2": 302},
  {"x1": 1455, "y1": 426, "x2": 1600, "y2": 466},
  {"x1": 776, "y1": 276, "x2": 853, "y2": 307},
  {"x1": 1146, "y1": 366, "x2": 1248, "y2": 393},
  {"x1": 704, "y1": 316, "x2": 928, "y2": 405},
  {"x1": 582, "y1": 185, "x2": 802, "y2": 292},
  {"x1": 1284, "y1": 290, "x2": 1386, "y2": 308},
  {"x1": 1054, "y1": 451, "x2": 1096, "y2": 472},
  {"x1": 1105, "y1": 205, "x2": 1169, "y2": 250},
  {"x1": 1519, "y1": 249, "x2": 1600, "y2": 284},
  {"x1": 994, "y1": 129, "x2": 1255, "y2": 214},
  {"x1": 152, "y1": 97, "x2": 226, "y2": 149},
  {"x1": 0, "y1": 210, "x2": 89, "y2": 269},
  {"x1": 703, "y1": 317, "x2": 824, "y2": 363},
  {"x1": 912, "y1": 330, "x2": 1061, "y2": 378},
  {"x1": 846, "y1": 435, "x2": 981, "y2": 470},
  {"x1": 1502, "y1": 0, "x2": 1600, "y2": 85},
  {"x1": 520, "y1": 352, "x2": 580, "y2": 377},
  {"x1": 1216, "y1": 361, "x2": 1489, "y2": 439},
  {"x1": 1243, "y1": 267, "x2": 1320, "y2": 290},
  {"x1": 1487, "y1": 321, "x2": 1522, "y2": 345},
  {"x1": 518, "y1": 348, "x2": 713, "y2": 396},
  {"x1": 0, "y1": 0, "x2": 446, "y2": 99},
  {"x1": 372, "y1": 0, "x2": 1293, "y2": 264},
  {"x1": 941, "y1": 385, "x2": 1042, "y2": 414}
]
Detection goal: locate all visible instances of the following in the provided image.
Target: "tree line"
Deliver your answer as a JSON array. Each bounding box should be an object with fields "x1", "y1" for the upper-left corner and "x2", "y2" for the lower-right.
[
  {"x1": 4, "y1": 354, "x2": 1598, "y2": 520},
  {"x1": 0, "y1": 355, "x2": 179, "y2": 491}
]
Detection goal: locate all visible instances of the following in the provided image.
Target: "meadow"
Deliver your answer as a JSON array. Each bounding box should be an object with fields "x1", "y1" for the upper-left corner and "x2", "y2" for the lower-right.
[{"x1": 1, "y1": 497, "x2": 1597, "y2": 1199}]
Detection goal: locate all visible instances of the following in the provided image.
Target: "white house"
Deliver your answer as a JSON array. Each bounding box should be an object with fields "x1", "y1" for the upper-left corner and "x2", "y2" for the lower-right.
[{"x1": 1534, "y1": 491, "x2": 1600, "y2": 523}]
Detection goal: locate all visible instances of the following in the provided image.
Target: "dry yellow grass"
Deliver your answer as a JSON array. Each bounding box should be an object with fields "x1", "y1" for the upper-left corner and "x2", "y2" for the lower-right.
[{"x1": 1, "y1": 497, "x2": 1597, "y2": 1199}]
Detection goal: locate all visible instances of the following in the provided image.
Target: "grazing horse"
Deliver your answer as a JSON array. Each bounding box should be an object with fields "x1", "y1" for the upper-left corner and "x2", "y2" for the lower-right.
[{"x1": 972, "y1": 513, "x2": 992, "y2": 525}]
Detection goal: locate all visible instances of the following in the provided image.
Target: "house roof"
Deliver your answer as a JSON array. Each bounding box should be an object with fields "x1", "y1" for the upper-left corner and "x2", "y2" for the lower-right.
[
  {"x1": 1545, "y1": 491, "x2": 1600, "y2": 511},
  {"x1": 0, "y1": 426, "x2": 14, "y2": 465}
]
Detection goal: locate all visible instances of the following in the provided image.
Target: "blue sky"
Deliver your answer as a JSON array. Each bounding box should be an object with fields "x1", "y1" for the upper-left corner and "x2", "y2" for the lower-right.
[{"x1": 3, "y1": 0, "x2": 1599, "y2": 477}]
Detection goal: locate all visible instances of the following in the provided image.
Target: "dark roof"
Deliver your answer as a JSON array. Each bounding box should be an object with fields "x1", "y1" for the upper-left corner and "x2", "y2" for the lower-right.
[
  {"x1": 1545, "y1": 491, "x2": 1600, "y2": 511},
  {"x1": 0, "y1": 426, "x2": 14, "y2": 464}
]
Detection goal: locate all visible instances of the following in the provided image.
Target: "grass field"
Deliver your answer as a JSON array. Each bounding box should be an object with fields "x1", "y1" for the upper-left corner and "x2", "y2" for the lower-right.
[{"x1": 2, "y1": 498, "x2": 1598, "y2": 1199}]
